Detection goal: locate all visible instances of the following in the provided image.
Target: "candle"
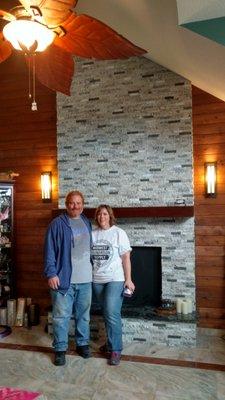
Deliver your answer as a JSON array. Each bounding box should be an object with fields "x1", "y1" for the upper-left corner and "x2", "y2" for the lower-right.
[
  {"x1": 7, "y1": 299, "x2": 16, "y2": 326},
  {"x1": 181, "y1": 300, "x2": 189, "y2": 315},
  {"x1": 186, "y1": 298, "x2": 192, "y2": 314},
  {"x1": 15, "y1": 297, "x2": 26, "y2": 326},
  {"x1": 0, "y1": 307, "x2": 7, "y2": 325},
  {"x1": 176, "y1": 298, "x2": 183, "y2": 314}
]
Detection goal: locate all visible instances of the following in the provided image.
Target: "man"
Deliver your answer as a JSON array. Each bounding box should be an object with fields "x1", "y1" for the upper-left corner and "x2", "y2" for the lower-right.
[{"x1": 44, "y1": 190, "x2": 92, "y2": 366}]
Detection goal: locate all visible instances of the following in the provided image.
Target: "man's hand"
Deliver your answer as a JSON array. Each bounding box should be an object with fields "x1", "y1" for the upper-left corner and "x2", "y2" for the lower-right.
[{"x1": 48, "y1": 276, "x2": 60, "y2": 290}]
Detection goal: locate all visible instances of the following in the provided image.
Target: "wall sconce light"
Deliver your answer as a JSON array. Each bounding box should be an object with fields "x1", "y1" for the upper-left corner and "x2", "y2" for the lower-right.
[
  {"x1": 41, "y1": 172, "x2": 52, "y2": 202},
  {"x1": 204, "y1": 162, "x2": 217, "y2": 197}
]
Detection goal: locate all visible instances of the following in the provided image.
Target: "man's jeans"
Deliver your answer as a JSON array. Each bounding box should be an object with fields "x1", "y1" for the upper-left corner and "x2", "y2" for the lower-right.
[
  {"x1": 51, "y1": 283, "x2": 92, "y2": 351},
  {"x1": 93, "y1": 281, "x2": 124, "y2": 352}
]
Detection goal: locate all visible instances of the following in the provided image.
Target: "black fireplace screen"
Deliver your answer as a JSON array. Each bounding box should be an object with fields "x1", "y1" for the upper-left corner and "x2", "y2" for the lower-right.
[{"x1": 124, "y1": 246, "x2": 162, "y2": 308}]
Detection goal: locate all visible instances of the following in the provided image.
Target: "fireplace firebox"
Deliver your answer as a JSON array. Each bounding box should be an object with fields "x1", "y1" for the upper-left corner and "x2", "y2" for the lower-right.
[
  {"x1": 91, "y1": 246, "x2": 162, "y2": 316},
  {"x1": 123, "y1": 246, "x2": 162, "y2": 309}
]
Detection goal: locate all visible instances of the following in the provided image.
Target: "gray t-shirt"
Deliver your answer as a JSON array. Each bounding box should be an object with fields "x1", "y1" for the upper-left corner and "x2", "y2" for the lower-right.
[{"x1": 70, "y1": 217, "x2": 92, "y2": 283}]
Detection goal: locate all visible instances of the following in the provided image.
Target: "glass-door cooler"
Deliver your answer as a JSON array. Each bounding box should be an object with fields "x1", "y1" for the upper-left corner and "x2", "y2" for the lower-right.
[{"x1": 0, "y1": 183, "x2": 14, "y2": 306}]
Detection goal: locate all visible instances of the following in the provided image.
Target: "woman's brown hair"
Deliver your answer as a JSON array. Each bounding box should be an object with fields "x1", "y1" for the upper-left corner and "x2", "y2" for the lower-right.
[{"x1": 95, "y1": 204, "x2": 116, "y2": 227}]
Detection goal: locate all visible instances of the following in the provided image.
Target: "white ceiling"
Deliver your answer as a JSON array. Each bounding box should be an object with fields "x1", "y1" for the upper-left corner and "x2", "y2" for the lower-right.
[
  {"x1": 76, "y1": 0, "x2": 225, "y2": 101},
  {"x1": 176, "y1": 0, "x2": 225, "y2": 23}
]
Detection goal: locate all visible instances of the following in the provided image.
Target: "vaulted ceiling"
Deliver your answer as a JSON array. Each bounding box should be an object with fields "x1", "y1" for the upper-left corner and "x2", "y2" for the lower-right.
[{"x1": 77, "y1": 0, "x2": 225, "y2": 101}]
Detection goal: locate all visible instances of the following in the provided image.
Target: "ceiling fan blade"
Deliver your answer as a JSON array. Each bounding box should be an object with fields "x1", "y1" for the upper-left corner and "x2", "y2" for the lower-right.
[
  {"x1": 33, "y1": 44, "x2": 74, "y2": 95},
  {"x1": 54, "y1": 13, "x2": 147, "y2": 59},
  {"x1": 22, "y1": 0, "x2": 77, "y2": 27},
  {"x1": 0, "y1": 33, "x2": 12, "y2": 63},
  {"x1": 0, "y1": 9, "x2": 16, "y2": 22}
]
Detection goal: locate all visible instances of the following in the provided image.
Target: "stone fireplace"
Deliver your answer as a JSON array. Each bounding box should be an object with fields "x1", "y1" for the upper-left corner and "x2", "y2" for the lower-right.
[{"x1": 56, "y1": 56, "x2": 196, "y2": 346}]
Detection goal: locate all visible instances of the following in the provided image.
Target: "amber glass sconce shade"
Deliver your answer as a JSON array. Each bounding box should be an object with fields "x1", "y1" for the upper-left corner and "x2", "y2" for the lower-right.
[
  {"x1": 204, "y1": 162, "x2": 217, "y2": 197},
  {"x1": 41, "y1": 172, "x2": 52, "y2": 202}
]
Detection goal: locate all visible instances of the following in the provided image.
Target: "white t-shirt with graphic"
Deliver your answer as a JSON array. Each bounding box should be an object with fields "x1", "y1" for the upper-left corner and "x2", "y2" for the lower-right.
[{"x1": 92, "y1": 225, "x2": 131, "y2": 283}]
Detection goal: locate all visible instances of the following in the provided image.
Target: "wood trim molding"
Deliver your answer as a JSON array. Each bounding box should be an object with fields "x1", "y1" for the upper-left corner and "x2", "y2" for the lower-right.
[{"x1": 52, "y1": 206, "x2": 194, "y2": 219}]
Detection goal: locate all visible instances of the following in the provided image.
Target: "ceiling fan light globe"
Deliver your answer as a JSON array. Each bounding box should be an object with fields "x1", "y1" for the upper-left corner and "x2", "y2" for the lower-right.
[{"x1": 3, "y1": 20, "x2": 55, "y2": 52}]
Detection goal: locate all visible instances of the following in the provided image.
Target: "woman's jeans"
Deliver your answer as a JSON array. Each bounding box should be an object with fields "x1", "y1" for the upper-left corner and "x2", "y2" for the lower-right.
[
  {"x1": 93, "y1": 281, "x2": 124, "y2": 352},
  {"x1": 51, "y1": 283, "x2": 92, "y2": 352}
]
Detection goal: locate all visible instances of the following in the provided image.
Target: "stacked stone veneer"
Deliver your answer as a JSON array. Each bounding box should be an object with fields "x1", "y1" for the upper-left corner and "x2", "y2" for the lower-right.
[
  {"x1": 48, "y1": 312, "x2": 196, "y2": 348},
  {"x1": 57, "y1": 56, "x2": 195, "y2": 346},
  {"x1": 57, "y1": 56, "x2": 193, "y2": 207}
]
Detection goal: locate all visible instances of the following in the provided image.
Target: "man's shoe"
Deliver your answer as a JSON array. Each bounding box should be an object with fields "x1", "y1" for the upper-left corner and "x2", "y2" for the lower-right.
[
  {"x1": 108, "y1": 351, "x2": 121, "y2": 366},
  {"x1": 54, "y1": 351, "x2": 66, "y2": 366},
  {"x1": 76, "y1": 345, "x2": 91, "y2": 359}
]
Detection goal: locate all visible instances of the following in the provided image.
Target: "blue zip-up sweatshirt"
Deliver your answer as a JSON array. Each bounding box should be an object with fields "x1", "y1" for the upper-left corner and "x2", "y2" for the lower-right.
[{"x1": 44, "y1": 212, "x2": 92, "y2": 294}]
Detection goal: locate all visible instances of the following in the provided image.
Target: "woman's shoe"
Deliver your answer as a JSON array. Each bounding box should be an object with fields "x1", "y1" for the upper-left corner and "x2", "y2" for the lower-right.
[{"x1": 108, "y1": 351, "x2": 121, "y2": 366}]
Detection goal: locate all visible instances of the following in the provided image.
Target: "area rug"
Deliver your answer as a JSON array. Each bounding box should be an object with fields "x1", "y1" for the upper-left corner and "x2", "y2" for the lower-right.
[{"x1": 0, "y1": 387, "x2": 45, "y2": 400}]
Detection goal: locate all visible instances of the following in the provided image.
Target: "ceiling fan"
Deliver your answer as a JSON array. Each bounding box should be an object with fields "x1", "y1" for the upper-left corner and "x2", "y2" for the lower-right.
[{"x1": 0, "y1": 0, "x2": 146, "y2": 109}]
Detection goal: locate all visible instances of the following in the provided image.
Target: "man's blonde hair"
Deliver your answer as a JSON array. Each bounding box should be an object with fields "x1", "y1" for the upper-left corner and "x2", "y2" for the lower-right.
[{"x1": 65, "y1": 190, "x2": 84, "y2": 205}]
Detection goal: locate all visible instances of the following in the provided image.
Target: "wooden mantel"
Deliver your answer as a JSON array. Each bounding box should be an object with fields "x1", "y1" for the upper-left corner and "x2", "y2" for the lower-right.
[{"x1": 52, "y1": 206, "x2": 194, "y2": 219}]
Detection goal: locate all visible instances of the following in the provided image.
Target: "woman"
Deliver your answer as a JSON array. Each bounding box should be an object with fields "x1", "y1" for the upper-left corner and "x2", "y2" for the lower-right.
[{"x1": 91, "y1": 205, "x2": 135, "y2": 366}]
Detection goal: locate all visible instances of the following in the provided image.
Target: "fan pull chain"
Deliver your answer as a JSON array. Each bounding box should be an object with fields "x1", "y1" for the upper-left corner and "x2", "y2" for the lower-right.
[
  {"x1": 31, "y1": 55, "x2": 37, "y2": 111},
  {"x1": 28, "y1": 57, "x2": 31, "y2": 99}
]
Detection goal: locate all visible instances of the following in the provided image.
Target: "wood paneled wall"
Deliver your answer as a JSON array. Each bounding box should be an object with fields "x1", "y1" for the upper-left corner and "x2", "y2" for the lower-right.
[
  {"x1": 193, "y1": 85, "x2": 225, "y2": 328},
  {"x1": 0, "y1": 53, "x2": 224, "y2": 326},
  {"x1": 0, "y1": 54, "x2": 58, "y2": 313}
]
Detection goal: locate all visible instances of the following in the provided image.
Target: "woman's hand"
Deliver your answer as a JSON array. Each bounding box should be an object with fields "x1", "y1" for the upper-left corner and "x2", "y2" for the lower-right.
[
  {"x1": 124, "y1": 279, "x2": 135, "y2": 292},
  {"x1": 122, "y1": 252, "x2": 135, "y2": 293},
  {"x1": 48, "y1": 276, "x2": 60, "y2": 290}
]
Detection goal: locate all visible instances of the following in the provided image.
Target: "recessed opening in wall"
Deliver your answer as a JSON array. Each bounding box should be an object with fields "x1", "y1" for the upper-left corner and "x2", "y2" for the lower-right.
[{"x1": 91, "y1": 246, "x2": 162, "y2": 316}]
